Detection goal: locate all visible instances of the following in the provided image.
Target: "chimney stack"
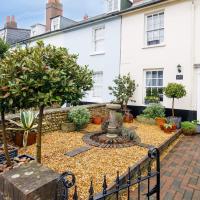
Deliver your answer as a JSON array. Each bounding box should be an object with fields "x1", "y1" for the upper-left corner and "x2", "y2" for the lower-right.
[
  {"x1": 46, "y1": 0, "x2": 63, "y2": 32},
  {"x1": 5, "y1": 15, "x2": 17, "y2": 28}
]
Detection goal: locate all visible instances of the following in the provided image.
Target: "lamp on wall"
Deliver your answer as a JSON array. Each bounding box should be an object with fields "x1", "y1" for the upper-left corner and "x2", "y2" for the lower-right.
[{"x1": 177, "y1": 64, "x2": 182, "y2": 73}]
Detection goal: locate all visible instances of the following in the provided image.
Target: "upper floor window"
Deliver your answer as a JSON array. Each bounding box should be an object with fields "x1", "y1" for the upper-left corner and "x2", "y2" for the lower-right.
[
  {"x1": 107, "y1": 0, "x2": 119, "y2": 13},
  {"x1": 51, "y1": 17, "x2": 60, "y2": 31},
  {"x1": 93, "y1": 26, "x2": 105, "y2": 53},
  {"x1": 146, "y1": 12, "x2": 164, "y2": 46}
]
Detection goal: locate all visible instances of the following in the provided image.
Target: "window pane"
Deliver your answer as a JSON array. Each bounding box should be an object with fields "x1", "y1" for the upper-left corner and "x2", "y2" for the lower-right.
[
  {"x1": 95, "y1": 28, "x2": 104, "y2": 39},
  {"x1": 146, "y1": 71, "x2": 151, "y2": 78},
  {"x1": 147, "y1": 31, "x2": 153, "y2": 42},
  {"x1": 114, "y1": 0, "x2": 118, "y2": 10},
  {"x1": 152, "y1": 71, "x2": 158, "y2": 78},
  {"x1": 152, "y1": 79, "x2": 157, "y2": 86},
  {"x1": 158, "y1": 79, "x2": 163, "y2": 86},
  {"x1": 146, "y1": 79, "x2": 152, "y2": 86},
  {"x1": 153, "y1": 30, "x2": 159, "y2": 41},
  {"x1": 158, "y1": 71, "x2": 163, "y2": 78},
  {"x1": 159, "y1": 13, "x2": 164, "y2": 28},
  {"x1": 153, "y1": 14, "x2": 159, "y2": 29},
  {"x1": 147, "y1": 16, "x2": 153, "y2": 31}
]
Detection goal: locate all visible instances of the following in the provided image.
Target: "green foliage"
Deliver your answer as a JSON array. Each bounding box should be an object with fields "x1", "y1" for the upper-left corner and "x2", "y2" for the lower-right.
[
  {"x1": 8, "y1": 110, "x2": 38, "y2": 147},
  {"x1": 164, "y1": 83, "x2": 186, "y2": 99},
  {"x1": 136, "y1": 115, "x2": 156, "y2": 125},
  {"x1": 181, "y1": 121, "x2": 196, "y2": 134},
  {"x1": 0, "y1": 39, "x2": 9, "y2": 59},
  {"x1": 142, "y1": 103, "x2": 165, "y2": 119},
  {"x1": 109, "y1": 73, "x2": 136, "y2": 110},
  {"x1": 68, "y1": 106, "x2": 91, "y2": 130},
  {"x1": 145, "y1": 88, "x2": 160, "y2": 103}
]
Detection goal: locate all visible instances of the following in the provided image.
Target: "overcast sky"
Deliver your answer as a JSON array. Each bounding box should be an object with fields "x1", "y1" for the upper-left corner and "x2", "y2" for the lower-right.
[{"x1": 0, "y1": 0, "x2": 105, "y2": 29}]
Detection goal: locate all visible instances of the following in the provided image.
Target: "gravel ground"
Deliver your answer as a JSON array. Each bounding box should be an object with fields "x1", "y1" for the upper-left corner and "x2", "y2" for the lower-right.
[{"x1": 19, "y1": 120, "x2": 175, "y2": 199}]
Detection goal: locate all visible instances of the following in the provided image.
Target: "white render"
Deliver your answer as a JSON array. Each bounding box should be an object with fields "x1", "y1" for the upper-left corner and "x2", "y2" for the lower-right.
[
  {"x1": 121, "y1": 0, "x2": 200, "y2": 115},
  {"x1": 29, "y1": 17, "x2": 122, "y2": 103}
]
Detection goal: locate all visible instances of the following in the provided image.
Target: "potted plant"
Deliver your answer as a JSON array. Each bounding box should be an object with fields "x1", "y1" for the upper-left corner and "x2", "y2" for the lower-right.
[
  {"x1": 181, "y1": 121, "x2": 197, "y2": 136},
  {"x1": 8, "y1": 110, "x2": 38, "y2": 148},
  {"x1": 68, "y1": 106, "x2": 91, "y2": 130},
  {"x1": 164, "y1": 83, "x2": 187, "y2": 129},
  {"x1": 92, "y1": 115, "x2": 102, "y2": 125},
  {"x1": 108, "y1": 73, "x2": 136, "y2": 116},
  {"x1": 123, "y1": 110, "x2": 134, "y2": 123},
  {"x1": 162, "y1": 123, "x2": 175, "y2": 133}
]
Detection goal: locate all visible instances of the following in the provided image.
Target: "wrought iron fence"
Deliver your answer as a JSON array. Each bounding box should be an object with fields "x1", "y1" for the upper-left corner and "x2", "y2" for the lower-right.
[{"x1": 56, "y1": 147, "x2": 160, "y2": 200}]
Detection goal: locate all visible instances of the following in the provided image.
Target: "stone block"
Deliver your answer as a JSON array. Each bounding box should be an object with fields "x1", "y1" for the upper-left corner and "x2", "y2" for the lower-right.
[{"x1": 0, "y1": 162, "x2": 59, "y2": 200}]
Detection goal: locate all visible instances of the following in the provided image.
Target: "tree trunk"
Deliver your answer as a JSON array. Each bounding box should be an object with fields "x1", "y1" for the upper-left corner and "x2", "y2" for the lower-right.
[
  {"x1": 1, "y1": 110, "x2": 11, "y2": 166},
  {"x1": 172, "y1": 98, "x2": 175, "y2": 117},
  {"x1": 36, "y1": 105, "x2": 44, "y2": 163}
]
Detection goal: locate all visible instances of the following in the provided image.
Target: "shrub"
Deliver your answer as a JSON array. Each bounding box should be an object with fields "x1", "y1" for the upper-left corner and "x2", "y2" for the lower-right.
[
  {"x1": 109, "y1": 73, "x2": 136, "y2": 110},
  {"x1": 181, "y1": 121, "x2": 196, "y2": 135},
  {"x1": 164, "y1": 83, "x2": 186, "y2": 117},
  {"x1": 68, "y1": 106, "x2": 91, "y2": 130},
  {"x1": 142, "y1": 103, "x2": 165, "y2": 119}
]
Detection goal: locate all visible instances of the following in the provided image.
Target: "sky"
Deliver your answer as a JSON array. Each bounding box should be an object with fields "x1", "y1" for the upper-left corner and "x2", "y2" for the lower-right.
[{"x1": 0, "y1": 0, "x2": 105, "y2": 29}]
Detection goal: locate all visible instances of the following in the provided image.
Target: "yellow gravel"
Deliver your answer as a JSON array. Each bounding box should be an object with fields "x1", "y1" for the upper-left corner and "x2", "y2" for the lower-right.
[{"x1": 19, "y1": 121, "x2": 175, "y2": 199}]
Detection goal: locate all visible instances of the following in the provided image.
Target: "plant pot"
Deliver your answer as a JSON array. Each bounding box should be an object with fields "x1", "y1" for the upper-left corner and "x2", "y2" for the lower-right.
[
  {"x1": 167, "y1": 116, "x2": 182, "y2": 129},
  {"x1": 92, "y1": 116, "x2": 102, "y2": 125},
  {"x1": 123, "y1": 112, "x2": 134, "y2": 123},
  {"x1": 182, "y1": 131, "x2": 197, "y2": 136},
  {"x1": 163, "y1": 128, "x2": 174, "y2": 134},
  {"x1": 155, "y1": 118, "x2": 166, "y2": 126},
  {"x1": 61, "y1": 122, "x2": 76, "y2": 132},
  {"x1": 14, "y1": 132, "x2": 36, "y2": 147},
  {"x1": 0, "y1": 144, "x2": 18, "y2": 164},
  {"x1": 197, "y1": 124, "x2": 200, "y2": 133}
]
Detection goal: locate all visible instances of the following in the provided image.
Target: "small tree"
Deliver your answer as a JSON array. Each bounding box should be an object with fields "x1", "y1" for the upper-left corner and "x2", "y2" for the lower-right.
[
  {"x1": 0, "y1": 39, "x2": 9, "y2": 59},
  {"x1": 3, "y1": 41, "x2": 93, "y2": 163},
  {"x1": 164, "y1": 83, "x2": 186, "y2": 117},
  {"x1": 109, "y1": 73, "x2": 136, "y2": 110},
  {"x1": 0, "y1": 39, "x2": 11, "y2": 165}
]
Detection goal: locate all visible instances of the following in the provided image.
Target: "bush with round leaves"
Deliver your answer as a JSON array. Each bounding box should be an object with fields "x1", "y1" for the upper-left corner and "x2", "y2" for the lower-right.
[
  {"x1": 68, "y1": 106, "x2": 91, "y2": 130},
  {"x1": 142, "y1": 103, "x2": 165, "y2": 119},
  {"x1": 164, "y1": 83, "x2": 186, "y2": 117}
]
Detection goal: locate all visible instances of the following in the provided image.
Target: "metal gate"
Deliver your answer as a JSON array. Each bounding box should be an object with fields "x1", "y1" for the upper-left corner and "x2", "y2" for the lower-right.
[{"x1": 56, "y1": 147, "x2": 160, "y2": 200}]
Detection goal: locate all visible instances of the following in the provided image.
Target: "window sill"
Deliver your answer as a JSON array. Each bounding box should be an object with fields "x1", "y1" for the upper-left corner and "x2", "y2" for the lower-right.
[
  {"x1": 142, "y1": 44, "x2": 166, "y2": 49},
  {"x1": 90, "y1": 52, "x2": 105, "y2": 56}
]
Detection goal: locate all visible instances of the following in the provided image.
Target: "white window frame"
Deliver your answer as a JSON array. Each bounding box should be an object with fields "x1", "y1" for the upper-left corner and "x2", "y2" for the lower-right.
[
  {"x1": 51, "y1": 17, "x2": 60, "y2": 31},
  {"x1": 92, "y1": 71, "x2": 103, "y2": 97},
  {"x1": 107, "y1": 0, "x2": 120, "y2": 13},
  {"x1": 92, "y1": 25, "x2": 105, "y2": 54},
  {"x1": 143, "y1": 69, "x2": 164, "y2": 103},
  {"x1": 145, "y1": 11, "x2": 165, "y2": 47}
]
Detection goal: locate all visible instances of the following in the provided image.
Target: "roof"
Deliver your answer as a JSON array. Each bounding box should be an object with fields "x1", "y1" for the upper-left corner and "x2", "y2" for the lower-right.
[{"x1": 15, "y1": 0, "x2": 168, "y2": 45}]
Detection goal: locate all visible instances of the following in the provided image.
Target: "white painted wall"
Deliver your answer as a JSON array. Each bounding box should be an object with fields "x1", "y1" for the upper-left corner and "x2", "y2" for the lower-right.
[
  {"x1": 121, "y1": 0, "x2": 196, "y2": 111},
  {"x1": 31, "y1": 24, "x2": 46, "y2": 37},
  {"x1": 30, "y1": 17, "x2": 121, "y2": 103}
]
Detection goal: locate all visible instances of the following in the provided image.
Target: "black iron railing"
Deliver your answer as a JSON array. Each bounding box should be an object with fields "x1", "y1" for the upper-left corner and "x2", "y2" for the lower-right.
[{"x1": 56, "y1": 147, "x2": 160, "y2": 200}]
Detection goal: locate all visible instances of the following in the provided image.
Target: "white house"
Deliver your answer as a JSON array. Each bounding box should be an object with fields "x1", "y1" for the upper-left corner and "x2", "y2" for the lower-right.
[
  {"x1": 120, "y1": 0, "x2": 200, "y2": 120},
  {"x1": 17, "y1": 0, "x2": 132, "y2": 103}
]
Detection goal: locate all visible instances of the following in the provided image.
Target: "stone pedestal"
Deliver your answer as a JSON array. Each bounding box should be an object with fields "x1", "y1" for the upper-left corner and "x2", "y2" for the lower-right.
[{"x1": 0, "y1": 162, "x2": 59, "y2": 200}]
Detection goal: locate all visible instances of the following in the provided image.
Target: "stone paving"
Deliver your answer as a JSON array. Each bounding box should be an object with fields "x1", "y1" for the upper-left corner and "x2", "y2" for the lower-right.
[{"x1": 130, "y1": 135, "x2": 200, "y2": 200}]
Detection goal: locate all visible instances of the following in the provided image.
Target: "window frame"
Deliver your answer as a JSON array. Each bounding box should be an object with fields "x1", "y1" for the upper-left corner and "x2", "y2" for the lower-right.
[
  {"x1": 92, "y1": 25, "x2": 105, "y2": 54},
  {"x1": 107, "y1": 0, "x2": 120, "y2": 13},
  {"x1": 92, "y1": 71, "x2": 103, "y2": 98},
  {"x1": 143, "y1": 69, "x2": 164, "y2": 104},
  {"x1": 144, "y1": 11, "x2": 165, "y2": 47}
]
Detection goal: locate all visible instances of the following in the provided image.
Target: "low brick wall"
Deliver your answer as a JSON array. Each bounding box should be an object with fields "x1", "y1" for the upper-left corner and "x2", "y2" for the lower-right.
[{"x1": 0, "y1": 104, "x2": 109, "y2": 142}]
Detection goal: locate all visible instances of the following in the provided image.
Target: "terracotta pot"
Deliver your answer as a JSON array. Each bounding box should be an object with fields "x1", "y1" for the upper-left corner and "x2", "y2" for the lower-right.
[
  {"x1": 123, "y1": 112, "x2": 133, "y2": 123},
  {"x1": 14, "y1": 132, "x2": 36, "y2": 147},
  {"x1": 92, "y1": 116, "x2": 102, "y2": 125},
  {"x1": 163, "y1": 128, "x2": 173, "y2": 134},
  {"x1": 171, "y1": 124, "x2": 177, "y2": 131},
  {"x1": 155, "y1": 118, "x2": 166, "y2": 126}
]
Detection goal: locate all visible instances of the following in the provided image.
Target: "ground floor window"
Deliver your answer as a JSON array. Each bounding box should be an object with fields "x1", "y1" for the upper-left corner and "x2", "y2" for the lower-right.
[
  {"x1": 93, "y1": 71, "x2": 103, "y2": 97},
  {"x1": 144, "y1": 70, "x2": 163, "y2": 103}
]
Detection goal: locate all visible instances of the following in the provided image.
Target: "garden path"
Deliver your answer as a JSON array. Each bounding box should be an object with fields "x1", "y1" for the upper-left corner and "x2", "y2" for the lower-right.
[{"x1": 130, "y1": 135, "x2": 200, "y2": 200}]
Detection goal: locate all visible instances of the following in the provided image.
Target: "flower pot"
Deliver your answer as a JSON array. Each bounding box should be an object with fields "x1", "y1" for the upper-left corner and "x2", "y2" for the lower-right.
[
  {"x1": 14, "y1": 132, "x2": 36, "y2": 147},
  {"x1": 182, "y1": 130, "x2": 197, "y2": 136},
  {"x1": 92, "y1": 116, "x2": 102, "y2": 125},
  {"x1": 155, "y1": 118, "x2": 166, "y2": 126},
  {"x1": 167, "y1": 117, "x2": 182, "y2": 129},
  {"x1": 123, "y1": 111, "x2": 133, "y2": 123},
  {"x1": 163, "y1": 128, "x2": 173, "y2": 134}
]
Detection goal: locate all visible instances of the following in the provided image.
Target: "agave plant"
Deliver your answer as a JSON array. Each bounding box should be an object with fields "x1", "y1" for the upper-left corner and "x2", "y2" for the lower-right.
[{"x1": 8, "y1": 110, "x2": 38, "y2": 147}]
